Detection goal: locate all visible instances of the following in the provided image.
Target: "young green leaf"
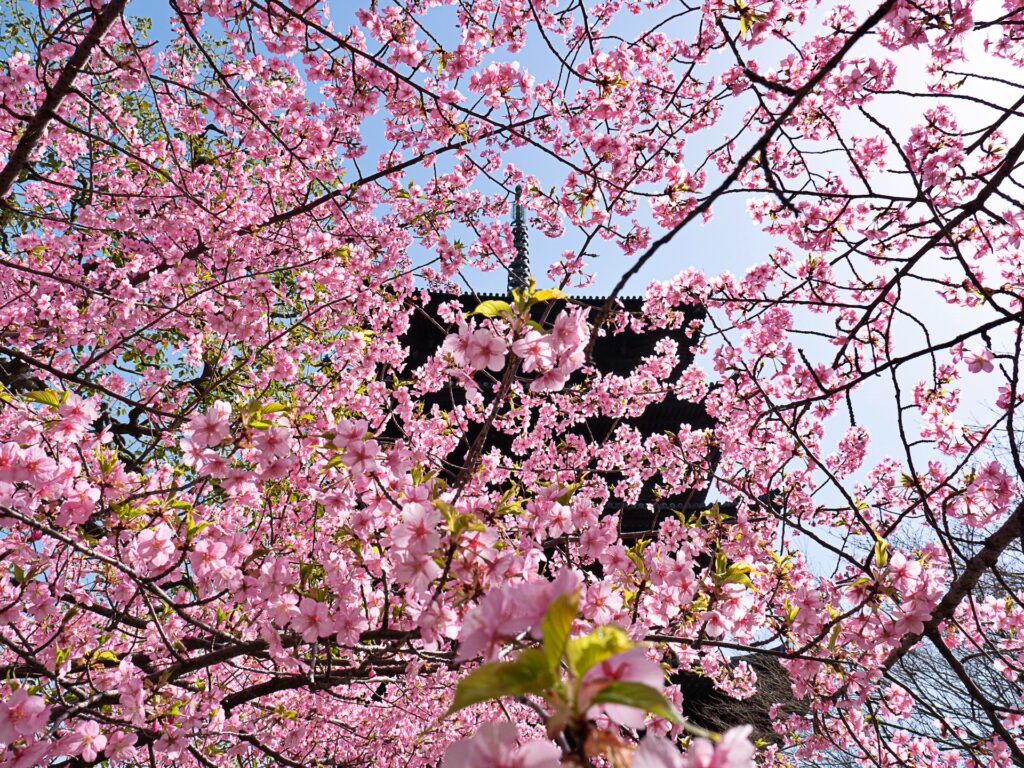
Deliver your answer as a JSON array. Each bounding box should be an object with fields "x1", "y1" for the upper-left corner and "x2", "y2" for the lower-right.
[
  {"x1": 26, "y1": 389, "x2": 62, "y2": 407},
  {"x1": 451, "y1": 513, "x2": 485, "y2": 539},
  {"x1": 446, "y1": 649, "x2": 554, "y2": 717},
  {"x1": 540, "y1": 589, "x2": 579, "y2": 671},
  {"x1": 723, "y1": 562, "x2": 754, "y2": 589},
  {"x1": 471, "y1": 300, "x2": 512, "y2": 318},
  {"x1": 589, "y1": 681, "x2": 683, "y2": 725},
  {"x1": 531, "y1": 288, "x2": 567, "y2": 303},
  {"x1": 565, "y1": 625, "x2": 634, "y2": 678},
  {"x1": 874, "y1": 535, "x2": 889, "y2": 567},
  {"x1": 90, "y1": 649, "x2": 120, "y2": 664}
]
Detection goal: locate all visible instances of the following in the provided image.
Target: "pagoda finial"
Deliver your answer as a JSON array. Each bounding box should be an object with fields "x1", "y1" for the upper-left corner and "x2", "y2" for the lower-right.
[{"x1": 509, "y1": 184, "x2": 529, "y2": 294}]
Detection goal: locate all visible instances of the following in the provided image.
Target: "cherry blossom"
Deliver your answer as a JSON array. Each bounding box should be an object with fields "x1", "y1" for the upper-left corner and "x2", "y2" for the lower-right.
[
  {"x1": 681, "y1": 727, "x2": 757, "y2": 768},
  {"x1": 466, "y1": 328, "x2": 508, "y2": 372},
  {"x1": 64, "y1": 720, "x2": 107, "y2": 762},
  {"x1": 0, "y1": 0, "x2": 1021, "y2": 765},
  {"x1": 965, "y1": 347, "x2": 995, "y2": 373},
  {"x1": 0, "y1": 690, "x2": 49, "y2": 745},
  {"x1": 186, "y1": 401, "x2": 232, "y2": 449},
  {"x1": 442, "y1": 723, "x2": 560, "y2": 768},
  {"x1": 580, "y1": 648, "x2": 667, "y2": 728},
  {"x1": 291, "y1": 598, "x2": 333, "y2": 642},
  {"x1": 512, "y1": 329, "x2": 556, "y2": 373},
  {"x1": 133, "y1": 523, "x2": 176, "y2": 571}
]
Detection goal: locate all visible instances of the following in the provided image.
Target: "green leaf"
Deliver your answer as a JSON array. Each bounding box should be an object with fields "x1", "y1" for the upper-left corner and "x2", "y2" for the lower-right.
[
  {"x1": 541, "y1": 590, "x2": 579, "y2": 671},
  {"x1": 186, "y1": 518, "x2": 210, "y2": 539},
  {"x1": 589, "y1": 681, "x2": 683, "y2": 725},
  {"x1": 451, "y1": 513, "x2": 484, "y2": 539},
  {"x1": 91, "y1": 650, "x2": 120, "y2": 664},
  {"x1": 784, "y1": 599, "x2": 799, "y2": 622},
  {"x1": 446, "y1": 648, "x2": 554, "y2": 717},
  {"x1": 723, "y1": 562, "x2": 754, "y2": 589},
  {"x1": 299, "y1": 562, "x2": 325, "y2": 589},
  {"x1": 566, "y1": 625, "x2": 634, "y2": 678},
  {"x1": 435, "y1": 499, "x2": 457, "y2": 527},
  {"x1": 713, "y1": 551, "x2": 728, "y2": 579},
  {"x1": 531, "y1": 288, "x2": 567, "y2": 303},
  {"x1": 471, "y1": 300, "x2": 512, "y2": 318},
  {"x1": 437, "y1": 500, "x2": 484, "y2": 539},
  {"x1": 828, "y1": 622, "x2": 842, "y2": 650},
  {"x1": 626, "y1": 539, "x2": 650, "y2": 577},
  {"x1": 874, "y1": 535, "x2": 889, "y2": 567},
  {"x1": 26, "y1": 389, "x2": 62, "y2": 407},
  {"x1": 55, "y1": 646, "x2": 71, "y2": 668},
  {"x1": 114, "y1": 503, "x2": 146, "y2": 520},
  {"x1": 555, "y1": 481, "x2": 582, "y2": 506}
]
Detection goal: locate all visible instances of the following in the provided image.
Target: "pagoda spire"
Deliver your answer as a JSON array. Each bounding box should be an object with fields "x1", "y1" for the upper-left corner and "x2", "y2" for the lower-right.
[{"x1": 508, "y1": 184, "x2": 529, "y2": 294}]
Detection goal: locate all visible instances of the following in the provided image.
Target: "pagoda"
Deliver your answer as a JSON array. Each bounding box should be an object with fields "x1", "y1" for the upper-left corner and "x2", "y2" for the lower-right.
[
  {"x1": 395, "y1": 188, "x2": 800, "y2": 741},
  {"x1": 399, "y1": 186, "x2": 715, "y2": 524}
]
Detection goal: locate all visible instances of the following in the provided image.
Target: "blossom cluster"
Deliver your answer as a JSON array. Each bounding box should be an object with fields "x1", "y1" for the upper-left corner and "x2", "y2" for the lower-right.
[{"x1": 0, "y1": 0, "x2": 1023, "y2": 765}]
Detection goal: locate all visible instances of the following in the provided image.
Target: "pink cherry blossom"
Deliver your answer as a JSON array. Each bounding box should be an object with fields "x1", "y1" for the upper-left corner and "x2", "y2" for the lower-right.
[
  {"x1": 49, "y1": 394, "x2": 98, "y2": 443},
  {"x1": 442, "y1": 722, "x2": 560, "y2": 768},
  {"x1": 457, "y1": 570, "x2": 580, "y2": 661},
  {"x1": 134, "y1": 523, "x2": 176, "y2": 570},
  {"x1": 0, "y1": 444, "x2": 22, "y2": 484},
  {"x1": 442, "y1": 324, "x2": 475, "y2": 367},
  {"x1": 394, "y1": 553, "x2": 442, "y2": 595},
  {"x1": 634, "y1": 734, "x2": 685, "y2": 768},
  {"x1": 292, "y1": 598, "x2": 333, "y2": 642},
  {"x1": 254, "y1": 425, "x2": 294, "y2": 458},
  {"x1": 581, "y1": 647, "x2": 666, "y2": 728},
  {"x1": 186, "y1": 400, "x2": 232, "y2": 448},
  {"x1": 512, "y1": 329, "x2": 555, "y2": 373},
  {"x1": 529, "y1": 365, "x2": 572, "y2": 393},
  {"x1": 331, "y1": 419, "x2": 368, "y2": 451},
  {"x1": 343, "y1": 438, "x2": 380, "y2": 475},
  {"x1": 65, "y1": 720, "x2": 107, "y2": 762},
  {"x1": 104, "y1": 730, "x2": 138, "y2": 761},
  {"x1": 965, "y1": 347, "x2": 994, "y2": 373},
  {"x1": 0, "y1": 689, "x2": 49, "y2": 744},
  {"x1": 550, "y1": 310, "x2": 590, "y2": 355},
  {"x1": 466, "y1": 328, "x2": 507, "y2": 372},
  {"x1": 681, "y1": 726, "x2": 756, "y2": 768},
  {"x1": 391, "y1": 501, "x2": 442, "y2": 556},
  {"x1": 2, "y1": 738, "x2": 51, "y2": 768}
]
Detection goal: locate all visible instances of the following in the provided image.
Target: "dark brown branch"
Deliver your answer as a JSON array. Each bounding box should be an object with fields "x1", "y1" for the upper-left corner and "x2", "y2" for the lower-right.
[{"x1": 0, "y1": 0, "x2": 129, "y2": 200}]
